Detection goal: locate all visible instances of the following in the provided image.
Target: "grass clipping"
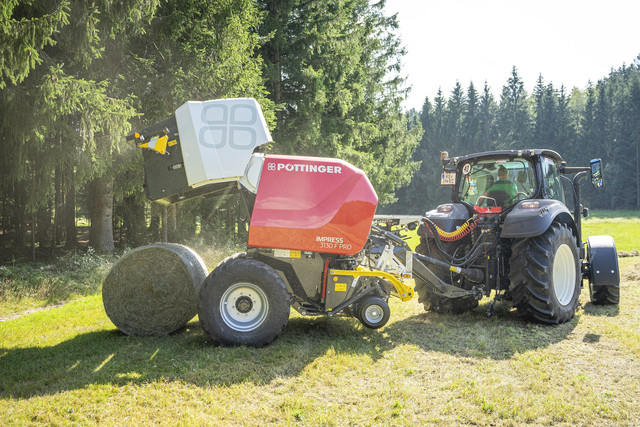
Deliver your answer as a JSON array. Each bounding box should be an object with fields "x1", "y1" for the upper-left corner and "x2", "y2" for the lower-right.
[{"x1": 102, "y1": 243, "x2": 208, "y2": 336}]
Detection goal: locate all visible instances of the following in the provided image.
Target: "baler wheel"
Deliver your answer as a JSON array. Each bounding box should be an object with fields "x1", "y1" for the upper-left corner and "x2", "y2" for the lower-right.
[
  {"x1": 198, "y1": 255, "x2": 290, "y2": 347},
  {"x1": 357, "y1": 296, "x2": 390, "y2": 329}
]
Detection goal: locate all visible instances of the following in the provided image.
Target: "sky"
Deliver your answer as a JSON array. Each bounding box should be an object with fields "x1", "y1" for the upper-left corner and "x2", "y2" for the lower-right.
[{"x1": 385, "y1": 0, "x2": 640, "y2": 111}]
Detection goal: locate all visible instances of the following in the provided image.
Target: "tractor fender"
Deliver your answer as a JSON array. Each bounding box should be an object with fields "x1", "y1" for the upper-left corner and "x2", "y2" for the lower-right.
[
  {"x1": 500, "y1": 200, "x2": 575, "y2": 239},
  {"x1": 585, "y1": 235, "x2": 620, "y2": 287}
]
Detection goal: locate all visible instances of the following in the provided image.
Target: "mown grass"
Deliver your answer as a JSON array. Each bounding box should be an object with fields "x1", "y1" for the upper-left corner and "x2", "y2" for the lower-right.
[
  {"x1": 2, "y1": 258, "x2": 640, "y2": 425},
  {"x1": 582, "y1": 210, "x2": 640, "y2": 252}
]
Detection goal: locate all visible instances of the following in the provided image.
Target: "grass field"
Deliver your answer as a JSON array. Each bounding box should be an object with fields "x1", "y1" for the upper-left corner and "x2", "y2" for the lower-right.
[
  {"x1": 1, "y1": 258, "x2": 639, "y2": 425},
  {"x1": 582, "y1": 210, "x2": 640, "y2": 253},
  {"x1": 1, "y1": 211, "x2": 639, "y2": 425}
]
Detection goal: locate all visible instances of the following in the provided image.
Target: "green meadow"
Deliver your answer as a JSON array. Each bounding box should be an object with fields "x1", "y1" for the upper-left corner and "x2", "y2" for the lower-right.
[{"x1": 1, "y1": 211, "x2": 639, "y2": 425}]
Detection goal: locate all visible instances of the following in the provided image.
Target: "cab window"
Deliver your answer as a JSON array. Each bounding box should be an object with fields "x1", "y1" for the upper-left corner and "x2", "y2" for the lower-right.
[
  {"x1": 540, "y1": 158, "x2": 565, "y2": 203},
  {"x1": 457, "y1": 159, "x2": 536, "y2": 208}
]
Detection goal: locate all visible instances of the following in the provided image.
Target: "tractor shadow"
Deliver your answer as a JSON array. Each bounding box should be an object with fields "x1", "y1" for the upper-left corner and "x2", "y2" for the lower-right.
[
  {"x1": 1, "y1": 302, "x2": 578, "y2": 400},
  {"x1": 383, "y1": 301, "x2": 580, "y2": 361},
  {"x1": 582, "y1": 301, "x2": 620, "y2": 317}
]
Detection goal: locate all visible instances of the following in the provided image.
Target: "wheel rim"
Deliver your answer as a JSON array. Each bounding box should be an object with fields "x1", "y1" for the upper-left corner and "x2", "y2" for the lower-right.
[
  {"x1": 220, "y1": 282, "x2": 269, "y2": 332},
  {"x1": 553, "y1": 243, "x2": 576, "y2": 306},
  {"x1": 363, "y1": 304, "x2": 384, "y2": 324}
]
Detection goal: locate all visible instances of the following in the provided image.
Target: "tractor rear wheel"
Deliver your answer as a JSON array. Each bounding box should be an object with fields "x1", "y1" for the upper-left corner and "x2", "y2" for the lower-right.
[
  {"x1": 508, "y1": 222, "x2": 580, "y2": 324},
  {"x1": 198, "y1": 255, "x2": 290, "y2": 347}
]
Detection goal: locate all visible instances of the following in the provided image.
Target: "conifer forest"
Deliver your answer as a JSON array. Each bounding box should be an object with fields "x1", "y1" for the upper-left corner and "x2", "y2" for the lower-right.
[{"x1": 1, "y1": 1, "x2": 639, "y2": 261}]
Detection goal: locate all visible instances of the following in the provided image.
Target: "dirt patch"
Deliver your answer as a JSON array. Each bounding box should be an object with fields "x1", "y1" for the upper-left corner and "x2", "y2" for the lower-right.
[{"x1": 0, "y1": 302, "x2": 67, "y2": 322}]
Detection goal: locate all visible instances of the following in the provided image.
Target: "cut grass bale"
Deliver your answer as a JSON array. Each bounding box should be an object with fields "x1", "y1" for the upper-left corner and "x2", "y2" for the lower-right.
[{"x1": 102, "y1": 243, "x2": 208, "y2": 335}]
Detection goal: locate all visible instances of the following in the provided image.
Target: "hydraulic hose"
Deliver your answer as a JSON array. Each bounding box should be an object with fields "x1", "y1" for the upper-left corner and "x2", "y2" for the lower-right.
[{"x1": 420, "y1": 216, "x2": 488, "y2": 265}]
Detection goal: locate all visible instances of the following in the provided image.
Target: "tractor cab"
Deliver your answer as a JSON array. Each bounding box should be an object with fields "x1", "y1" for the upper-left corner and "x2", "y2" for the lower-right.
[
  {"x1": 454, "y1": 157, "x2": 537, "y2": 214},
  {"x1": 441, "y1": 149, "x2": 586, "y2": 218}
]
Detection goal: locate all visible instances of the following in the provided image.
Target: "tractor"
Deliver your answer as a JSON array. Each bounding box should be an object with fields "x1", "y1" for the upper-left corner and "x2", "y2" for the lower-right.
[{"x1": 412, "y1": 149, "x2": 620, "y2": 323}]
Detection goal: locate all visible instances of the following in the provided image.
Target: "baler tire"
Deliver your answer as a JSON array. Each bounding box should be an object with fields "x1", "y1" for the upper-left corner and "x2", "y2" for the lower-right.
[
  {"x1": 198, "y1": 256, "x2": 290, "y2": 347},
  {"x1": 508, "y1": 222, "x2": 580, "y2": 324},
  {"x1": 357, "y1": 296, "x2": 390, "y2": 329}
]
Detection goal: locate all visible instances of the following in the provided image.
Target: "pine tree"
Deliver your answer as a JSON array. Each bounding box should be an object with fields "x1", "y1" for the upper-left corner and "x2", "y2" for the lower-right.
[
  {"x1": 259, "y1": 0, "x2": 420, "y2": 204},
  {"x1": 497, "y1": 67, "x2": 531, "y2": 149},
  {"x1": 463, "y1": 82, "x2": 480, "y2": 152}
]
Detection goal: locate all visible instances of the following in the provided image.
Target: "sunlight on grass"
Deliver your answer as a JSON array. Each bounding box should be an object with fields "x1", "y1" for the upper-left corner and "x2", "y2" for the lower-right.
[
  {"x1": 583, "y1": 211, "x2": 640, "y2": 252},
  {"x1": 1, "y1": 258, "x2": 639, "y2": 425}
]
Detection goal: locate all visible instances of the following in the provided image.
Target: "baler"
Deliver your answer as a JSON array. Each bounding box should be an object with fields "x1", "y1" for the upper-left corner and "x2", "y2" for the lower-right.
[{"x1": 126, "y1": 98, "x2": 429, "y2": 346}]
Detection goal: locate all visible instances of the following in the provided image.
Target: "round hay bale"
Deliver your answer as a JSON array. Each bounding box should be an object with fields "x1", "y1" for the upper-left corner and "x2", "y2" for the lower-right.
[{"x1": 102, "y1": 243, "x2": 208, "y2": 335}]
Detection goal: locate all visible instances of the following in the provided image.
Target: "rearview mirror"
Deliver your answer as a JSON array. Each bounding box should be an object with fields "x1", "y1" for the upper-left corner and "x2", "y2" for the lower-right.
[{"x1": 590, "y1": 158, "x2": 604, "y2": 188}]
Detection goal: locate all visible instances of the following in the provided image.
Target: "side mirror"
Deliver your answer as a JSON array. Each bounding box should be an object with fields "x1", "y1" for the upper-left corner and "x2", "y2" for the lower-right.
[{"x1": 590, "y1": 158, "x2": 604, "y2": 188}]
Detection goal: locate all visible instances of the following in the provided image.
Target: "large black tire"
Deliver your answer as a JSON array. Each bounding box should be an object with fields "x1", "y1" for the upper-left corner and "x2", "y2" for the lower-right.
[
  {"x1": 590, "y1": 282, "x2": 620, "y2": 305},
  {"x1": 198, "y1": 255, "x2": 290, "y2": 347},
  {"x1": 414, "y1": 241, "x2": 479, "y2": 314},
  {"x1": 508, "y1": 222, "x2": 580, "y2": 324}
]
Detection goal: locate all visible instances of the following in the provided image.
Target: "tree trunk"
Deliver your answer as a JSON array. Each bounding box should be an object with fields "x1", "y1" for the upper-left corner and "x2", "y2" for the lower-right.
[
  {"x1": 167, "y1": 204, "x2": 177, "y2": 242},
  {"x1": 122, "y1": 194, "x2": 146, "y2": 247},
  {"x1": 149, "y1": 202, "x2": 162, "y2": 242},
  {"x1": 14, "y1": 180, "x2": 26, "y2": 251},
  {"x1": 53, "y1": 166, "x2": 63, "y2": 256},
  {"x1": 89, "y1": 176, "x2": 115, "y2": 253},
  {"x1": 636, "y1": 140, "x2": 640, "y2": 209},
  {"x1": 31, "y1": 212, "x2": 36, "y2": 262},
  {"x1": 64, "y1": 167, "x2": 77, "y2": 249},
  {"x1": 162, "y1": 205, "x2": 168, "y2": 243}
]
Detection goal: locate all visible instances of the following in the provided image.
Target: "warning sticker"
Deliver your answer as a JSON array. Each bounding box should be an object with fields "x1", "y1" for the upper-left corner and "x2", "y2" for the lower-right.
[
  {"x1": 273, "y1": 249, "x2": 301, "y2": 258},
  {"x1": 334, "y1": 283, "x2": 347, "y2": 292}
]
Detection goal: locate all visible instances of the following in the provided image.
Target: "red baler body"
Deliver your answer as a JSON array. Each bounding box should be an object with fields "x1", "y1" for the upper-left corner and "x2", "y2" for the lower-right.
[{"x1": 248, "y1": 154, "x2": 378, "y2": 255}]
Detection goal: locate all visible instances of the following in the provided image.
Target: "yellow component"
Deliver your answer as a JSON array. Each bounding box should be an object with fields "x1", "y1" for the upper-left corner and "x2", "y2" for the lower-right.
[
  {"x1": 434, "y1": 217, "x2": 475, "y2": 240},
  {"x1": 151, "y1": 135, "x2": 169, "y2": 154},
  {"x1": 335, "y1": 283, "x2": 347, "y2": 292},
  {"x1": 168, "y1": 139, "x2": 178, "y2": 147},
  {"x1": 137, "y1": 134, "x2": 169, "y2": 155},
  {"x1": 329, "y1": 268, "x2": 414, "y2": 302},
  {"x1": 289, "y1": 250, "x2": 301, "y2": 259},
  {"x1": 134, "y1": 132, "x2": 140, "y2": 139},
  {"x1": 333, "y1": 276, "x2": 338, "y2": 282},
  {"x1": 449, "y1": 266, "x2": 462, "y2": 274}
]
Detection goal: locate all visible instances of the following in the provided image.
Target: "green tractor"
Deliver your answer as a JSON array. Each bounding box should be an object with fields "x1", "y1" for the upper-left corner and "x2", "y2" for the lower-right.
[{"x1": 414, "y1": 149, "x2": 619, "y2": 323}]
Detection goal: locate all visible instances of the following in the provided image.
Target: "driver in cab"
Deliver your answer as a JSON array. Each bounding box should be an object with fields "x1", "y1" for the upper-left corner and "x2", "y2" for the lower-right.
[{"x1": 482, "y1": 165, "x2": 517, "y2": 207}]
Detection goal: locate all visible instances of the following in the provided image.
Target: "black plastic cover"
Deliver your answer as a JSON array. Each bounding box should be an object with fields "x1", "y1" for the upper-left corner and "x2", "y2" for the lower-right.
[
  {"x1": 586, "y1": 235, "x2": 620, "y2": 287},
  {"x1": 134, "y1": 116, "x2": 239, "y2": 205}
]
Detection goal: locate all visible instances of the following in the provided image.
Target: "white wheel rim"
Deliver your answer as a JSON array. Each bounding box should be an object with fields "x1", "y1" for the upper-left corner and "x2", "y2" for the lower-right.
[
  {"x1": 220, "y1": 283, "x2": 269, "y2": 332},
  {"x1": 553, "y1": 244, "x2": 576, "y2": 306},
  {"x1": 364, "y1": 304, "x2": 384, "y2": 324}
]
